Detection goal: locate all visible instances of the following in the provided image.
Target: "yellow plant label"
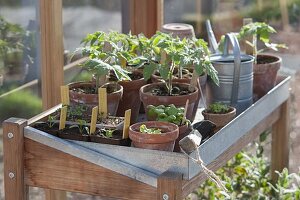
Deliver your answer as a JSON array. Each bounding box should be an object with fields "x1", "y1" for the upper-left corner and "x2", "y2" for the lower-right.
[
  {"x1": 59, "y1": 106, "x2": 67, "y2": 130},
  {"x1": 90, "y1": 106, "x2": 98, "y2": 135},
  {"x1": 160, "y1": 50, "x2": 167, "y2": 65},
  {"x1": 184, "y1": 99, "x2": 189, "y2": 118},
  {"x1": 98, "y1": 88, "x2": 107, "y2": 118},
  {"x1": 122, "y1": 109, "x2": 131, "y2": 139},
  {"x1": 189, "y1": 70, "x2": 199, "y2": 92},
  {"x1": 60, "y1": 85, "x2": 70, "y2": 106}
]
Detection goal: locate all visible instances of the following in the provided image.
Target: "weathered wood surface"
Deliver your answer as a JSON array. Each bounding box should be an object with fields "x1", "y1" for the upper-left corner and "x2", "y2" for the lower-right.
[
  {"x1": 3, "y1": 118, "x2": 28, "y2": 200},
  {"x1": 24, "y1": 139, "x2": 157, "y2": 200},
  {"x1": 157, "y1": 172, "x2": 183, "y2": 200},
  {"x1": 271, "y1": 99, "x2": 290, "y2": 182}
]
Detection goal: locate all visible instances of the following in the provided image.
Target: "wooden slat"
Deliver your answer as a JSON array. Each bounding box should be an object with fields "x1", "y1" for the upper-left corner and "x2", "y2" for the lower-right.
[
  {"x1": 40, "y1": 0, "x2": 64, "y2": 110},
  {"x1": 182, "y1": 108, "x2": 281, "y2": 197},
  {"x1": 157, "y1": 172, "x2": 183, "y2": 200},
  {"x1": 3, "y1": 118, "x2": 28, "y2": 200},
  {"x1": 130, "y1": 0, "x2": 163, "y2": 37},
  {"x1": 24, "y1": 139, "x2": 157, "y2": 200},
  {"x1": 271, "y1": 100, "x2": 290, "y2": 182}
]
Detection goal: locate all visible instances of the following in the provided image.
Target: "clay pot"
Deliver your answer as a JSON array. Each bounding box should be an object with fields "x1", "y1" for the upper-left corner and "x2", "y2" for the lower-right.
[
  {"x1": 151, "y1": 72, "x2": 207, "y2": 120},
  {"x1": 129, "y1": 121, "x2": 179, "y2": 151},
  {"x1": 161, "y1": 23, "x2": 195, "y2": 39},
  {"x1": 173, "y1": 124, "x2": 192, "y2": 152},
  {"x1": 116, "y1": 77, "x2": 146, "y2": 123},
  {"x1": 140, "y1": 82, "x2": 199, "y2": 122},
  {"x1": 253, "y1": 54, "x2": 281, "y2": 100},
  {"x1": 202, "y1": 106, "x2": 236, "y2": 132},
  {"x1": 69, "y1": 82, "x2": 123, "y2": 116}
]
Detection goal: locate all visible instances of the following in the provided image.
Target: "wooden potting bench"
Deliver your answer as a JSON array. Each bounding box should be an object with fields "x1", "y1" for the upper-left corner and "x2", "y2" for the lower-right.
[{"x1": 3, "y1": 76, "x2": 291, "y2": 200}]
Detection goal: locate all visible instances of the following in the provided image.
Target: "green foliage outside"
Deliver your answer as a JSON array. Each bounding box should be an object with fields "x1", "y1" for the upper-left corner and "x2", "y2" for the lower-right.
[
  {"x1": 0, "y1": 89, "x2": 42, "y2": 123},
  {"x1": 190, "y1": 139, "x2": 300, "y2": 200}
]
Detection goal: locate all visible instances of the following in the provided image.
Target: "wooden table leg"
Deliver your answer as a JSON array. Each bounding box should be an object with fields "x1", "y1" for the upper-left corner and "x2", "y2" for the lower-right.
[
  {"x1": 3, "y1": 118, "x2": 28, "y2": 200},
  {"x1": 157, "y1": 171, "x2": 183, "y2": 200},
  {"x1": 271, "y1": 99, "x2": 290, "y2": 182},
  {"x1": 45, "y1": 189, "x2": 67, "y2": 200}
]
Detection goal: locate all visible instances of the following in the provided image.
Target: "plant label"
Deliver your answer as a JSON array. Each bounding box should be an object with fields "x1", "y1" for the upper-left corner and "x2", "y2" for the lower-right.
[
  {"x1": 184, "y1": 99, "x2": 189, "y2": 118},
  {"x1": 160, "y1": 50, "x2": 167, "y2": 64},
  {"x1": 90, "y1": 106, "x2": 98, "y2": 134},
  {"x1": 60, "y1": 85, "x2": 70, "y2": 106},
  {"x1": 189, "y1": 70, "x2": 199, "y2": 92},
  {"x1": 59, "y1": 106, "x2": 67, "y2": 130},
  {"x1": 98, "y1": 88, "x2": 107, "y2": 118},
  {"x1": 122, "y1": 109, "x2": 131, "y2": 139},
  {"x1": 243, "y1": 18, "x2": 254, "y2": 55}
]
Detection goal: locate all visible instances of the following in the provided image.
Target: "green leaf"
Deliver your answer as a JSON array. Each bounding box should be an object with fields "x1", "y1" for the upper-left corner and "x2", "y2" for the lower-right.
[{"x1": 143, "y1": 63, "x2": 157, "y2": 80}]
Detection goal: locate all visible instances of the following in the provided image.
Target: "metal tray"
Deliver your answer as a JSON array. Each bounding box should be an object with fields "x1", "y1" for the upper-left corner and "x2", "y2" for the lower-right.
[{"x1": 24, "y1": 76, "x2": 290, "y2": 188}]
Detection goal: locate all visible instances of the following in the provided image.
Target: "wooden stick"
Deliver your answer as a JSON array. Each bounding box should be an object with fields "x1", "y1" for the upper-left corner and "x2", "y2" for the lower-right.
[
  {"x1": 59, "y1": 106, "x2": 67, "y2": 130},
  {"x1": 90, "y1": 106, "x2": 98, "y2": 135},
  {"x1": 189, "y1": 70, "x2": 198, "y2": 92},
  {"x1": 243, "y1": 18, "x2": 254, "y2": 55},
  {"x1": 98, "y1": 88, "x2": 108, "y2": 118},
  {"x1": 122, "y1": 109, "x2": 131, "y2": 139},
  {"x1": 183, "y1": 99, "x2": 189, "y2": 119},
  {"x1": 160, "y1": 50, "x2": 167, "y2": 65},
  {"x1": 60, "y1": 85, "x2": 69, "y2": 106}
]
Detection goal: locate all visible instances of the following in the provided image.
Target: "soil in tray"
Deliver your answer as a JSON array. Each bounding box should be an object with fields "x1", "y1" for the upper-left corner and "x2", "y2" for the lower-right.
[
  {"x1": 90, "y1": 129, "x2": 131, "y2": 146},
  {"x1": 32, "y1": 122, "x2": 60, "y2": 136},
  {"x1": 151, "y1": 84, "x2": 192, "y2": 96},
  {"x1": 257, "y1": 55, "x2": 278, "y2": 64},
  {"x1": 57, "y1": 126, "x2": 90, "y2": 142}
]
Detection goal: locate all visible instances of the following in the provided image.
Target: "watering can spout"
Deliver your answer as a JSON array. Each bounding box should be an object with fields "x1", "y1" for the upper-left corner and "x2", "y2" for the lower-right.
[{"x1": 205, "y1": 19, "x2": 219, "y2": 54}]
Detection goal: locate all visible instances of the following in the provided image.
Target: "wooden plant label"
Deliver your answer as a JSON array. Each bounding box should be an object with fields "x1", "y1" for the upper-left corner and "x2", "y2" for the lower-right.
[
  {"x1": 59, "y1": 106, "x2": 68, "y2": 130},
  {"x1": 189, "y1": 70, "x2": 199, "y2": 92},
  {"x1": 122, "y1": 109, "x2": 131, "y2": 139},
  {"x1": 184, "y1": 99, "x2": 189, "y2": 118},
  {"x1": 90, "y1": 106, "x2": 98, "y2": 135},
  {"x1": 160, "y1": 50, "x2": 167, "y2": 65},
  {"x1": 60, "y1": 85, "x2": 70, "y2": 106},
  {"x1": 98, "y1": 88, "x2": 108, "y2": 118}
]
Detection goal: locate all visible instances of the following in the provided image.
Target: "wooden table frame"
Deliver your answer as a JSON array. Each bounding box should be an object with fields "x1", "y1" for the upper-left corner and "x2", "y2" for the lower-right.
[{"x1": 3, "y1": 80, "x2": 290, "y2": 200}]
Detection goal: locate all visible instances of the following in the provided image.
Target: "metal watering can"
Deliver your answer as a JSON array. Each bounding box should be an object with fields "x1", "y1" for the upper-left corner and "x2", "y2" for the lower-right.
[{"x1": 208, "y1": 33, "x2": 254, "y2": 114}]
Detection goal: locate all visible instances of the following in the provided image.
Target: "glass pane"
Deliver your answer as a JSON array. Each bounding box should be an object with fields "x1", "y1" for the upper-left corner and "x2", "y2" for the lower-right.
[
  {"x1": 62, "y1": 0, "x2": 123, "y2": 85},
  {"x1": 0, "y1": 0, "x2": 42, "y2": 123}
]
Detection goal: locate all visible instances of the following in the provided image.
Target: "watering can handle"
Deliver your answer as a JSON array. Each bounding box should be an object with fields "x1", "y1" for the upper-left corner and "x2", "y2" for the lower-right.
[{"x1": 223, "y1": 33, "x2": 241, "y2": 107}]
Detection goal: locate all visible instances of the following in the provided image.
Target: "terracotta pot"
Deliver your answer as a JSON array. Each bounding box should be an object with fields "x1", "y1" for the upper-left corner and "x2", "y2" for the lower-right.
[
  {"x1": 116, "y1": 77, "x2": 146, "y2": 123},
  {"x1": 140, "y1": 82, "x2": 199, "y2": 122},
  {"x1": 129, "y1": 121, "x2": 179, "y2": 151},
  {"x1": 151, "y1": 72, "x2": 207, "y2": 119},
  {"x1": 202, "y1": 106, "x2": 236, "y2": 132},
  {"x1": 69, "y1": 82, "x2": 123, "y2": 116},
  {"x1": 253, "y1": 54, "x2": 281, "y2": 100},
  {"x1": 173, "y1": 124, "x2": 192, "y2": 152}
]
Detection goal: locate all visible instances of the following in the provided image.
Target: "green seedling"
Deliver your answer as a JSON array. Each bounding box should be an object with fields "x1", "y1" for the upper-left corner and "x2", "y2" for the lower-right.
[
  {"x1": 102, "y1": 129, "x2": 114, "y2": 138},
  {"x1": 206, "y1": 102, "x2": 230, "y2": 114},
  {"x1": 70, "y1": 119, "x2": 89, "y2": 134},
  {"x1": 147, "y1": 104, "x2": 190, "y2": 126},
  {"x1": 47, "y1": 115, "x2": 56, "y2": 128},
  {"x1": 139, "y1": 124, "x2": 162, "y2": 134}
]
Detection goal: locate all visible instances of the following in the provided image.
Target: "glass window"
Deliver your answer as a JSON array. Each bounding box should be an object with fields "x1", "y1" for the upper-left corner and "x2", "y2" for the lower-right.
[{"x1": 0, "y1": 0, "x2": 42, "y2": 123}]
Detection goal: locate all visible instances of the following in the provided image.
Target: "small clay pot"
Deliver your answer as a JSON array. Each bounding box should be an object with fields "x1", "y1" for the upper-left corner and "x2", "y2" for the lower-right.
[
  {"x1": 116, "y1": 75, "x2": 146, "y2": 124},
  {"x1": 202, "y1": 106, "x2": 236, "y2": 132},
  {"x1": 140, "y1": 82, "x2": 199, "y2": 122},
  {"x1": 161, "y1": 23, "x2": 195, "y2": 39},
  {"x1": 173, "y1": 124, "x2": 192, "y2": 152},
  {"x1": 69, "y1": 82, "x2": 123, "y2": 116},
  {"x1": 151, "y1": 72, "x2": 207, "y2": 121},
  {"x1": 253, "y1": 54, "x2": 281, "y2": 101},
  {"x1": 129, "y1": 121, "x2": 179, "y2": 151}
]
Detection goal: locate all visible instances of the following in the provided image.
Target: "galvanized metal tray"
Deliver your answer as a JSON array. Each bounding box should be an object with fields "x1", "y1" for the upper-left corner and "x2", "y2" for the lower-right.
[{"x1": 24, "y1": 76, "x2": 290, "y2": 188}]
